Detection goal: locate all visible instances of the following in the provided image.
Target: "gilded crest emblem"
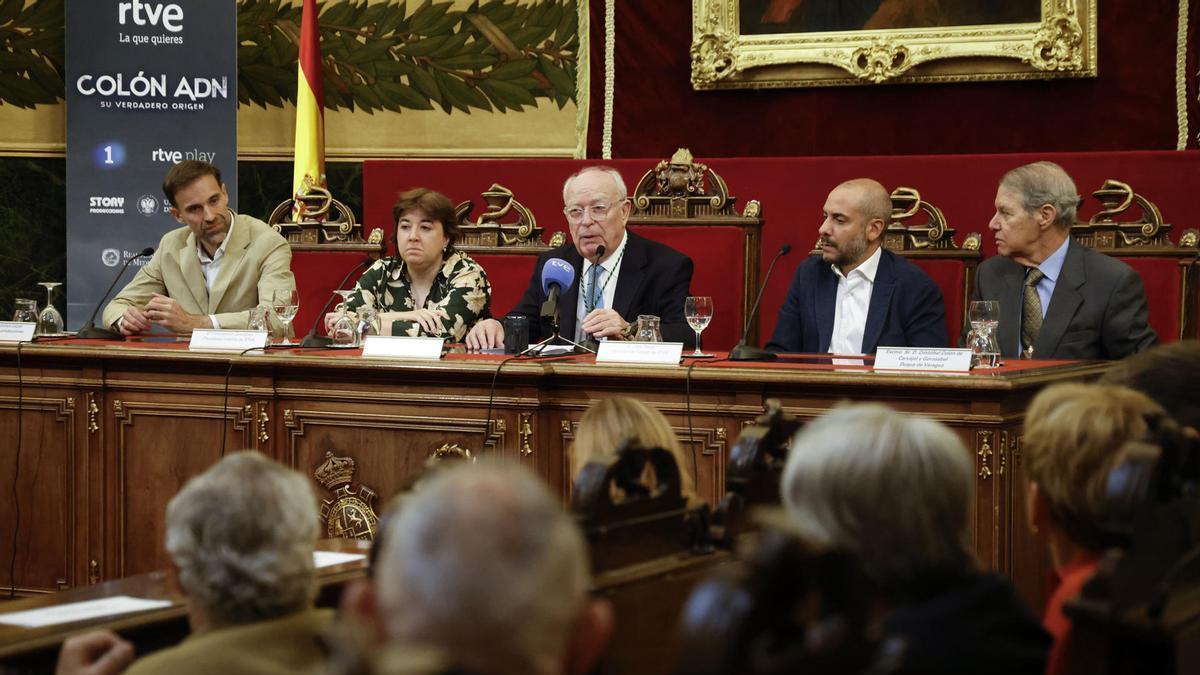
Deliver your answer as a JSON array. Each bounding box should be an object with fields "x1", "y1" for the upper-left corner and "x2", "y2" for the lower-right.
[{"x1": 314, "y1": 452, "x2": 379, "y2": 541}]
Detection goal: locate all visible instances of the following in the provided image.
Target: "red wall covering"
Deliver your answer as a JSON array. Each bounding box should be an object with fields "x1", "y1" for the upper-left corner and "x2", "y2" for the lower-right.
[{"x1": 585, "y1": 2, "x2": 1199, "y2": 158}]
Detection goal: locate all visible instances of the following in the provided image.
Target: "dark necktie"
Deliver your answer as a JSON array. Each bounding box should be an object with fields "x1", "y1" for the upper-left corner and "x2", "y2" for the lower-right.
[{"x1": 1021, "y1": 268, "x2": 1045, "y2": 358}]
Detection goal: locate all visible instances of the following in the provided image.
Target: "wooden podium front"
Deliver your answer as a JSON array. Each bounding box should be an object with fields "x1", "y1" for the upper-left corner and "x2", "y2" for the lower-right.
[{"x1": 0, "y1": 341, "x2": 1108, "y2": 609}]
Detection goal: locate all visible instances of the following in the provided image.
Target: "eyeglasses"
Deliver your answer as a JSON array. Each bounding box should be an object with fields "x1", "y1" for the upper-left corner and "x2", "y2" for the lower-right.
[{"x1": 563, "y1": 200, "x2": 626, "y2": 223}]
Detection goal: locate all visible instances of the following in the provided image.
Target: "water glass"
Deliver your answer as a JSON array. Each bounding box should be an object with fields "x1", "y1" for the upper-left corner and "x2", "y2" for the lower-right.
[
  {"x1": 247, "y1": 306, "x2": 269, "y2": 332},
  {"x1": 12, "y1": 298, "x2": 38, "y2": 324},
  {"x1": 685, "y1": 296, "x2": 713, "y2": 357},
  {"x1": 271, "y1": 289, "x2": 299, "y2": 345}
]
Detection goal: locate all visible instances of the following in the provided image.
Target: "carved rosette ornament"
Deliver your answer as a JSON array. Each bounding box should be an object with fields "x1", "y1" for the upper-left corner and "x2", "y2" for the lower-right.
[
  {"x1": 850, "y1": 39, "x2": 912, "y2": 83},
  {"x1": 314, "y1": 452, "x2": 379, "y2": 541},
  {"x1": 690, "y1": 32, "x2": 738, "y2": 85},
  {"x1": 1028, "y1": 13, "x2": 1084, "y2": 71}
]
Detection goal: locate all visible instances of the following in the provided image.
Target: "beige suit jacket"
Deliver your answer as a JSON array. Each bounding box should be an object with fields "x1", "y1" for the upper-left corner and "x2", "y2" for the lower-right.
[{"x1": 102, "y1": 212, "x2": 296, "y2": 336}]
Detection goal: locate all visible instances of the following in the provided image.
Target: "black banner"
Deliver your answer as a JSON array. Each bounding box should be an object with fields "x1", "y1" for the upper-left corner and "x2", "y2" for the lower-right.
[{"x1": 65, "y1": 0, "x2": 237, "y2": 329}]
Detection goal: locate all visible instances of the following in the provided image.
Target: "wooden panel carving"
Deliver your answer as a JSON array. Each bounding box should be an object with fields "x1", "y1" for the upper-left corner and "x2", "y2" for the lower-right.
[
  {"x1": 111, "y1": 400, "x2": 253, "y2": 577},
  {"x1": 0, "y1": 395, "x2": 77, "y2": 594}
]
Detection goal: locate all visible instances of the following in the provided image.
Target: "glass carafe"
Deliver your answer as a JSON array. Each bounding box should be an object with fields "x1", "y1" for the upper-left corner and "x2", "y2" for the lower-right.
[
  {"x1": 329, "y1": 290, "x2": 359, "y2": 347},
  {"x1": 967, "y1": 300, "x2": 1001, "y2": 369},
  {"x1": 634, "y1": 315, "x2": 663, "y2": 342}
]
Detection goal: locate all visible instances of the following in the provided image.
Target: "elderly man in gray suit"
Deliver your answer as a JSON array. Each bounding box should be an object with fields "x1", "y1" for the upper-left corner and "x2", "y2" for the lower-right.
[{"x1": 971, "y1": 161, "x2": 1157, "y2": 360}]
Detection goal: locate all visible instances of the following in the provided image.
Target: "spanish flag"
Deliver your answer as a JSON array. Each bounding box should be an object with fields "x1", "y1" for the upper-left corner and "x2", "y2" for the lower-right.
[{"x1": 292, "y1": 0, "x2": 326, "y2": 220}]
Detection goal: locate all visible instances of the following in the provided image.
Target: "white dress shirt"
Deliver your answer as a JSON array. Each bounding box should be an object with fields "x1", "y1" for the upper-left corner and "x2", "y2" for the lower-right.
[
  {"x1": 575, "y1": 231, "x2": 629, "y2": 342},
  {"x1": 828, "y1": 245, "x2": 882, "y2": 355},
  {"x1": 196, "y1": 212, "x2": 236, "y2": 328}
]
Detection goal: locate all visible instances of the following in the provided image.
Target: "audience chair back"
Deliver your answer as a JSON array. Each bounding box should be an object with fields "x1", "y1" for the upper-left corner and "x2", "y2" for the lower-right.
[
  {"x1": 711, "y1": 399, "x2": 801, "y2": 547},
  {"x1": 572, "y1": 441, "x2": 711, "y2": 573},
  {"x1": 672, "y1": 525, "x2": 886, "y2": 675}
]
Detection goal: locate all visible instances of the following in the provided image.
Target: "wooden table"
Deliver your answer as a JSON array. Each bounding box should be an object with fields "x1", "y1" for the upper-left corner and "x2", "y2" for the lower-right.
[
  {"x1": 0, "y1": 339, "x2": 1110, "y2": 609},
  {"x1": 0, "y1": 539, "x2": 369, "y2": 670}
]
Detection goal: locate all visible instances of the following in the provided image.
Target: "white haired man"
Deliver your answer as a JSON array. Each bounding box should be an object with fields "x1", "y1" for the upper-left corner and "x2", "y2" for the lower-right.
[
  {"x1": 341, "y1": 460, "x2": 612, "y2": 675},
  {"x1": 466, "y1": 166, "x2": 694, "y2": 349},
  {"x1": 972, "y1": 161, "x2": 1157, "y2": 359},
  {"x1": 56, "y1": 452, "x2": 330, "y2": 675},
  {"x1": 782, "y1": 404, "x2": 1050, "y2": 674}
]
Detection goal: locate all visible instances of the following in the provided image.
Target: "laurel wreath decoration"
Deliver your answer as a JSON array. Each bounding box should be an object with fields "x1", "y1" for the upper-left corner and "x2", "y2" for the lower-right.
[
  {"x1": 0, "y1": 0, "x2": 64, "y2": 109},
  {"x1": 0, "y1": 0, "x2": 579, "y2": 114}
]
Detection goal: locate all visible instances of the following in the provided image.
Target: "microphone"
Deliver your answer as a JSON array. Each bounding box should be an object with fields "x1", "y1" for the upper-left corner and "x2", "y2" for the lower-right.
[
  {"x1": 593, "y1": 244, "x2": 607, "y2": 263},
  {"x1": 299, "y1": 256, "x2": 374, "y2": 348},
  {"x1": 730, "y1": 243, "x2": 792, "y2": 361},
  {"x1": 540, "y1": 258, "x2": 576, "y2": 320},
  {"x1": 76, "y1": 247, "x2": 155, "y2": 340}
]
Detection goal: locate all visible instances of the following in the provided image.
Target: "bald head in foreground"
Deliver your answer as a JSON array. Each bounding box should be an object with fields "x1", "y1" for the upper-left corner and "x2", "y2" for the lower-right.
[
  {"x1": 342, "y1": 461, "x2": 612, "y2": 675},
  {"x1": 766, "y1": 179, "x2": 947, "y2": 354}
]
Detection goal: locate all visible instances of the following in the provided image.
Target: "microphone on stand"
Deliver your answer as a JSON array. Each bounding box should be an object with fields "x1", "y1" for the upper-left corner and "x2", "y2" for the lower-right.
[
  {"x1": 540, "y1": 258, "x2": 576, "y2": 322},
  {"x1": 730, "y1": 243, "x2": 792, "y2": 361},
  {"x1": 76, "y1": 247, "x2": 156, "y2": 340},
  {"x1": 299, "y1": 256, "x2": 375, "y2": 348}
]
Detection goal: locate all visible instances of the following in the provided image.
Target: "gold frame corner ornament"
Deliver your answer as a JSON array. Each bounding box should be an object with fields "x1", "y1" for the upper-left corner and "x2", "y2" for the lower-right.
[{"x1": 691, "y1": 0, "x2": 1097, "y2": 89}]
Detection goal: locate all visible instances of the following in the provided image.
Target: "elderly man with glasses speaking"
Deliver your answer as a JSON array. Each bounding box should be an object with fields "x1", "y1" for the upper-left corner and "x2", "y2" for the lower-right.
[{"x1": 466, "y1": 166, "x2": 694, "y2": 349}]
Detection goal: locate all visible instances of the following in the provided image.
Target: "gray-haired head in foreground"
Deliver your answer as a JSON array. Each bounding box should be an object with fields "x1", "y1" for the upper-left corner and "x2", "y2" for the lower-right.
[
  {"x1": 782, "y1": 403, "x2": 974, "y2": 590},
  {"x1": 165, "y1": 451, "x2": 318, "y2": 626},
  {"x1": 1000, "y1": 160, "x2": 1080, "y2": 229},
  {"x1": 376, "y1": 460, "x2": 590, "y2": 675}
]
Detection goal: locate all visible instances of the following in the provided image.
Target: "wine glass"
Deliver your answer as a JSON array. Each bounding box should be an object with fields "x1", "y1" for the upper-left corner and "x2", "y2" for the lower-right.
[
  {"x1": 684, "y1": 296, "x2": 714, "y2": 357},
  {"x1": 967, "y1": 300, "x2": 1001, "y2": 368},
  {"x1": 37, "y1": 282, "x2": 64, "y2": 335},
  {"x1": 271, "y1": 289, "x2": 299, "y2": 345}
]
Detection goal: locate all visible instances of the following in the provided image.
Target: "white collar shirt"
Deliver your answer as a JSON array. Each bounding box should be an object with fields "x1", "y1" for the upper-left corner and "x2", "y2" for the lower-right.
[
  {"x1": 576, "y1": 230, "x2": 629, "y2": 342},
  {"x1": 828, "y1": 245, "x2": 882, "y2": 356},
  {"x1": 195, "y1": 211, "x2": 235, "y2": 328}
]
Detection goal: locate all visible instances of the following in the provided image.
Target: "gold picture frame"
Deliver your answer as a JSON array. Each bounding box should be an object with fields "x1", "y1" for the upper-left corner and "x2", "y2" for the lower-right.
[{"x1": 691, "y1": 0, "x2": 1097, "y2": 89}]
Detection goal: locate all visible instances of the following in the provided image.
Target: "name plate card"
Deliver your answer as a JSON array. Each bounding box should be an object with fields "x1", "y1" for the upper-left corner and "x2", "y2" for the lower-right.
[
  {"x1": 188, "y1": 329, "x2": 269, "y2": 352},
  {"x1": 0, "y1": 322, "x2": 36, "y2": 342},
  {"x1": 362, "y1": 336, "x2": 445, "y2": 360},
  {"x1": 596, "y1": 341, "x2": 684, "y2": 365},
  {"x1": 874, "y1": 347, "x2": 973, "y2": 373}
]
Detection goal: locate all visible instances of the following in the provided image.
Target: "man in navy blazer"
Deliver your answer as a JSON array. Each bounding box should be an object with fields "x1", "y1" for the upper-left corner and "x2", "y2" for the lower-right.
[
  {"x1": 766, "y1": 179, "x2": 947, "y2": 354},
  {"x1": 466, "y1": 166, "x2": 694, "y2": 349}
]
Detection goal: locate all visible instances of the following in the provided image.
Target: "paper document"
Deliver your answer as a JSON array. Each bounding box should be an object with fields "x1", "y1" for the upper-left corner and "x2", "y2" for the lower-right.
[
  {"x1": 313, "y1": 550, "x2": 366, "y2": 568},
  {"x1": 0, "y1": 596, "x2": 173, "y2": 628}
]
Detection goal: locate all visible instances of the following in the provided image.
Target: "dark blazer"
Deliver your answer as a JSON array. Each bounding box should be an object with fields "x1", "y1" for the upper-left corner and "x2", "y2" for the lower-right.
[
  {"x1": 766, "y1": 248, "x2": 948, "y2": 354},
  {"x1": 509, "y1": 231, "x2": 695, "y2": 345},
  {"x1": 971, "y1": 239, "x2": 1158, "y2": 359}
]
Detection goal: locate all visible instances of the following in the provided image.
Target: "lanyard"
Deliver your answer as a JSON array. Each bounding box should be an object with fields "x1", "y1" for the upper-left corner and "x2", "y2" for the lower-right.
[{"x1": 582, "y1": 247, "x2": 625, "y2": 314}]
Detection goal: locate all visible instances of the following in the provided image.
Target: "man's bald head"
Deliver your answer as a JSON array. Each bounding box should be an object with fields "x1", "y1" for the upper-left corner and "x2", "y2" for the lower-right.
[{"x1": 837, "y1": 178, "x2": 892, "y2": 226}]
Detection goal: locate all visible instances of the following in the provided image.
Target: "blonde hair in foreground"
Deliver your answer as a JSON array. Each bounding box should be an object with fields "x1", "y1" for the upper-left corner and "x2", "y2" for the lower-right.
[
  {"x1": 1023, "y1": 382, "x2": 1163, "y2": 550},
  {"x1": 571, "y1": 397, "x2": 698, "y2": 505}
]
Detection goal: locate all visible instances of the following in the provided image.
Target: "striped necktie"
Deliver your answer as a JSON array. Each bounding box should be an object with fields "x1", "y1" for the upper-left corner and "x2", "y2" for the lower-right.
[
  {"x1": 588, "y1": 263, "x2": 605, "y2": 310},
  {"x1": 1021, "y1": 268, "x2": 1045, "y2": 358}
]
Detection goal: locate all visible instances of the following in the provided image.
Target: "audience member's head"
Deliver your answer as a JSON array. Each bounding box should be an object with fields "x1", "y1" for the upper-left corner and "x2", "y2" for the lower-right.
[
  {"x1": 782, "y1": 403, "x2": 974, "y2": 592},
  {"x1": 571, "y1": 397, "x2": 697, "y2": 504},
  {"x1": 1023, "y1": 383, "x2": 1163, "y2": 556},
  {"x1": 1100, "y1": 340, "x2": 1200, "y2": 432},
  {"x1": 365, "y1": 461, "x2": 611, "y2": 675},
  {"x1": 166, "y1": 451, "x2": 319, "y2": 630}
]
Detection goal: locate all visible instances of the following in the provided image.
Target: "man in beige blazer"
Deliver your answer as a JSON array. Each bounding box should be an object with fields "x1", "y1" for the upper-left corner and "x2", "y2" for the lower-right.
[{"x1": 102, "y1": 161, "x2": 295, "y2": 337}]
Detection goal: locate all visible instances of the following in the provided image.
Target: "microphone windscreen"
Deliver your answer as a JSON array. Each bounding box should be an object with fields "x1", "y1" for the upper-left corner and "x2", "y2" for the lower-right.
[
  {"x1": 780, "y1": 243, "x2": 793, "y2": 256},
  {"x1": 541, "y1": 258, "x2": 576, "y2": 295},
  {"x1": 139, "y1": 247, "x2": 155, "y2": 257}
]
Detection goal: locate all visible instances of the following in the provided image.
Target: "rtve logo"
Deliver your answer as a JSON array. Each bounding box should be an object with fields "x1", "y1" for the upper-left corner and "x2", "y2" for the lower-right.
[{"x1": 118, "y1": 0, "x2": 184, "y2": 33}]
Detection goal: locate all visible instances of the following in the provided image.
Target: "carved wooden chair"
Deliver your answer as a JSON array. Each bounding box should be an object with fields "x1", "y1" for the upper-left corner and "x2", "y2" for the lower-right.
[
  {"x1": 627, "y1": 149, "x2": 763, "y2": 350},
  {"x1": 1070, "y1": 179, "x2": 1200, "y2": 342}
]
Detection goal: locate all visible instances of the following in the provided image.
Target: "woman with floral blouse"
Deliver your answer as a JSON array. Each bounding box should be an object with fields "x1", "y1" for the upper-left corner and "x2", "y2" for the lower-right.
[{"x1": 325, "y1": 188, "x2": 491, "y2": 341}]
